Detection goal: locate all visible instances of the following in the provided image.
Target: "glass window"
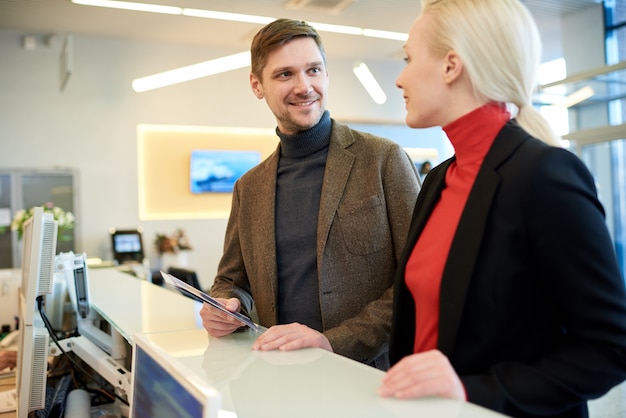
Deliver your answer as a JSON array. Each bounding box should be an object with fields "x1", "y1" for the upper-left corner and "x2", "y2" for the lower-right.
[{"x1": 595, "y1": 0, "x2": 626, "y2": 276}]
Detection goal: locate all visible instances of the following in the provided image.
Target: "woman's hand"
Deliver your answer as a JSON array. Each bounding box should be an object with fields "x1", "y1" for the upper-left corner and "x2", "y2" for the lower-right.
[{"x1": 379, "y1": 350, "x2": 466, "y2": 400}]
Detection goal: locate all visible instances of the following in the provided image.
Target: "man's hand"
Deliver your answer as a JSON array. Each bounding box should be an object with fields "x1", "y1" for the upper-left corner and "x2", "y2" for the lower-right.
[
  {"x1": 199, "y1": 298, "x2": 245, "y2": 337},
  {"x1": 252, "y1": 323, "x2": 333, "y2": 352},
  {"x1": 378, "y1": 350, "x2": 466, "y2": 401}
]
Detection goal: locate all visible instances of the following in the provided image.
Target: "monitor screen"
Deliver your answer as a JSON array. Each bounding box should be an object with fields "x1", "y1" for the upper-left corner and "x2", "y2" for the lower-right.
[
  {"x1": 190, "y1": 150, "x2": 260, "y2": 193},
  {"x1": 114, "y1": 233, "x2": 142, "y2": 253},
  {"x1": 17, "y1": 206, "x2": 57, "y2": 416},
  {"x1": 130, "y1": 333, "x2": 220, "y2": 418},
  {"x1": 16, "y1": 311, "x2": 50, "y2": 416},
  {"x1": 20, "y1": 207, "x2": 58, "y2": 327},
  {"x1": 110, "y1": 229, "x2": 144, "y2": 264}
]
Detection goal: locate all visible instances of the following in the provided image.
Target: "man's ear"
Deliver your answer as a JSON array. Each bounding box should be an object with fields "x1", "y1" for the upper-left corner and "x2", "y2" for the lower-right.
[
  {"x1": 443, "y1": 50, "x2": 463, "y2": 84},
  {"x1": 250, "y1": 73, "x2": 264, "y2": 99}
]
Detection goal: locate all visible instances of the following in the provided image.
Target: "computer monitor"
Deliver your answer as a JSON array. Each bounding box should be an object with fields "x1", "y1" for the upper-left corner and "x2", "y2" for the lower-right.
[
  {"x1": 16, "y1": 312, "x2": 50, "y2": 418},
  {"x1": 110, "y1": 228, "x2": 145, "y2": 265},
  {"x1": 59, "y1": 251, "x2": 127, "y2": 361},
  {"x1": 16, "y1": 206, "x2": 58, "y2": 417},
  {"x1": 129, "y1": 333, "x2": 220, "y2": 418}
]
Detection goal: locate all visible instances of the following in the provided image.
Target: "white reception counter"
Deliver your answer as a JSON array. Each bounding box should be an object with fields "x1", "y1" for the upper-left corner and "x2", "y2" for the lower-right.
[{"x1": 88, "y1": 268, "x2": 507, "y2": 418}]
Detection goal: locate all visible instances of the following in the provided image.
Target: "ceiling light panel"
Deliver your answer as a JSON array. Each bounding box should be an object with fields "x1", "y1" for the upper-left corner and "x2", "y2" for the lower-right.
[
  {"x1": 353, "y1": 62, "x2": 387, "y2": 104},
  {"x1": 72, "y1": 0, "x2": 181, "y2": 14},
  {"x1": 284, "y1": 0, "x2": 355, "y2": 14}
]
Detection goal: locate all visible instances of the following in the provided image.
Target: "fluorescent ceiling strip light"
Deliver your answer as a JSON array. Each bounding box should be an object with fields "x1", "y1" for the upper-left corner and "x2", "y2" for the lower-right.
[
  {"x1": 70, "y1": 0, "x2": 408, "y2": 40},
  {"x1": 182, "y1": 8, "x2": 274, "y2": 25},
  {"x1": 71, "y1": 0, "x2": 181, "y2": 14},
  {"x1": 363, "y1": 29, "x2": 408, "y2": 41},
  {"x1": 353, "y1": 62, "x2": 387, "y2": 104},
  {"x1": 72, "y1": 0, "x2": 408, "y2": 90},
  {"x1": 132, "y1": 51, "x2": 251, "y2": 92},
  {"x1": 560, "y1": 86, "x2": 595, "y2": 108},
  {"x1": 309, "y1": 22, "x2": 363, "y2": 36}
]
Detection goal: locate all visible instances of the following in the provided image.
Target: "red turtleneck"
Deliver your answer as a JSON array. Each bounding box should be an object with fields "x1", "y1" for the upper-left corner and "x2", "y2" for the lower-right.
[{"x1": 405, "y1": 102, "x2": 510, "y2": 353}]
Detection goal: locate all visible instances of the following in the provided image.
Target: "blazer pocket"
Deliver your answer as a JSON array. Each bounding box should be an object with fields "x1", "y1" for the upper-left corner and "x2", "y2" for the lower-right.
[{"x1": 337, "y1": 194, "x2": 390, "y2": 255}]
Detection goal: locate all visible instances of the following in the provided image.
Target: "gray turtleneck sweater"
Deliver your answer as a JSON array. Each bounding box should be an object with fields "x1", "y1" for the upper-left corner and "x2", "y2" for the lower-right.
[{"x1": 274, "y1": 110, "x2": 332, "y2": 331}]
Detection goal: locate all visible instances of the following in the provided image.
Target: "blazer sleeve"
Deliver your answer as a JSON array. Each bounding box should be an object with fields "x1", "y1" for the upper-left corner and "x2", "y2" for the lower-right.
[{"x1": 209, "y1": 180, "x2": 255, "y2": 317}]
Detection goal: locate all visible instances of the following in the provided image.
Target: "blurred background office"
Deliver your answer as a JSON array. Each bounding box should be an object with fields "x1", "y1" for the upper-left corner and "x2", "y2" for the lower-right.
[{"x1": 0, "y1": 0, "x2": 623, "y2": 291}]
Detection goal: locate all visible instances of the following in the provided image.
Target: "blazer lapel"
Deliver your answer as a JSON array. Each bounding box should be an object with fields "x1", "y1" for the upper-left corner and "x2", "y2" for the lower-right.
[
  {"x1": 317, "y1": 123, "x2": 355, "y2": 260},
  {"x1": 254, "y1": 149, "x2": 280, "y2": 313},
  {"x1": 400, "y1": 159, "x2": 453, "y2": 268},
  {"x1": 390, "y1": 159, "x2": 451, "y2": 360},
  {"x1": 438, "y1": 121, "x2": 527, "y2": 354}
]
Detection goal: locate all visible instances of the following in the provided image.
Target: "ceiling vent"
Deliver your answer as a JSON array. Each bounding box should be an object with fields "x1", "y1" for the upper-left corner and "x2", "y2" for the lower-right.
[{"x1": 284, "y1": 0, "x2": 356, "y2": 14}]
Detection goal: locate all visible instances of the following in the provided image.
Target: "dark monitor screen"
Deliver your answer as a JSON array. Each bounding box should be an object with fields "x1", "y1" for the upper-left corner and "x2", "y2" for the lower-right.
[{"x1": 110, "y1": 229, "x2": 144, "y2": 264}]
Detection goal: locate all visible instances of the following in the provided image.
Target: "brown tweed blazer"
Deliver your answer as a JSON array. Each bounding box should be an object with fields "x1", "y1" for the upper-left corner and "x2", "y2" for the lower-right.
[{"x1": 210, "y1": 119, "x2": 420, "y2": 367}]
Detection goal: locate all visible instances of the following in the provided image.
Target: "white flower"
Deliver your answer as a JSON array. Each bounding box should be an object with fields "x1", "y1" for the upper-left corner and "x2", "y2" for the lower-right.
[
  {"x1": 11, "y1": 204, "x2": 74, "y2": 240},
  {"x1": 10, "y1": 209, "x2": 26, "y2": 229}
]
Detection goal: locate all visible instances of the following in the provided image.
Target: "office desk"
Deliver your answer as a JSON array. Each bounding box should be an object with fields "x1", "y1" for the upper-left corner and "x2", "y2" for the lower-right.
[
  {"x1": 142, "y1": 328, "x2": 507, "y2": 418},
  {"x1": 87, "y1": 268, "x2": 202, "y2": 342}
]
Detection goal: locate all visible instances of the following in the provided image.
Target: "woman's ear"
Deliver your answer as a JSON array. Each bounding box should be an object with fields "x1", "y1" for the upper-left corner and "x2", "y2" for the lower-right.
[
  {"x1": 250, "y1": 73, "x2": 264, "y2": 99},
  {"x1": 443, "y1": 50, "x2": 463, "y2": 84}
]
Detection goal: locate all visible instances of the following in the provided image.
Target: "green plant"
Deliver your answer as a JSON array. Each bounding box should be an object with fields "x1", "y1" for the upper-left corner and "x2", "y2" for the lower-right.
[{"x1": 11, "y1": 202, "x2": 75, "y2": 240}]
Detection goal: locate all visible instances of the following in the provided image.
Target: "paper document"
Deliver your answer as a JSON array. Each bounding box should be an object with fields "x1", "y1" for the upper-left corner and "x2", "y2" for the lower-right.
[
  {"x1": 0, "y1": 388, "x2": 16, "y2": 413},
  {"x1": 160, "y1": 271, "x2": 259, "y2": 332}
]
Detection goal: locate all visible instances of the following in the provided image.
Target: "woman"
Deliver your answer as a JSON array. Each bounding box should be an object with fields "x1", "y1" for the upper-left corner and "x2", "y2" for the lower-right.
[{"x1": 378, "y1": 0, "x2": 626, "y2": 417}]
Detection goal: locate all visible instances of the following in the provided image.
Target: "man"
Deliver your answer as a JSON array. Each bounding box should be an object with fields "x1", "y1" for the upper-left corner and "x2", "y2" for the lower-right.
[{"x1": 199, "y1": 18, "x2": 420, "y2": 370}]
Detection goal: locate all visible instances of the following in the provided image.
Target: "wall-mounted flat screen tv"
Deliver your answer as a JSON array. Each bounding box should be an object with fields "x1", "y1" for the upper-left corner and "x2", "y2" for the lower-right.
[{"x1": 190, "y1": 150, "x2": 261, "y2": 193}]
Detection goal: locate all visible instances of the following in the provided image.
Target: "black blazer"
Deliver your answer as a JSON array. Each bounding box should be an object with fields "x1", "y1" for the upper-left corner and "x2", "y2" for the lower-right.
[{"x1": 389, "y1": 121, "x2": 626, "y2": 417}]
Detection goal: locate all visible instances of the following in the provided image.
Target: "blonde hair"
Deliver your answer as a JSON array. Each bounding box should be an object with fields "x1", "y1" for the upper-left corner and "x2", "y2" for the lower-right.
[{"x1": 421, "y1": 0, "x2": 560, "y2": 146}]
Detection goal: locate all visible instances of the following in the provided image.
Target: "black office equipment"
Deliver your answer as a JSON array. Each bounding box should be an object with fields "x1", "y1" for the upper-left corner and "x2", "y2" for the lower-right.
[
  {"x1": 110, "y1": 228, "x2": 145, "y2": 265},
  {"x1": 167, "y1": 266, "x2": 202, "y2": 292}
]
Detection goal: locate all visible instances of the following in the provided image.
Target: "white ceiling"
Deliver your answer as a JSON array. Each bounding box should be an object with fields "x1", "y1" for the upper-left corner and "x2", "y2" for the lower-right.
[{"x1": 0, "y1": 0, "x2": 602, "y2": 62}]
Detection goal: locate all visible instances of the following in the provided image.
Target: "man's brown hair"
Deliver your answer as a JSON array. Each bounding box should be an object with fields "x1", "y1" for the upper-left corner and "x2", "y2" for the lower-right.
[{"x1": 250, "y1": 18, "x2": 326, "y2": 80}]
